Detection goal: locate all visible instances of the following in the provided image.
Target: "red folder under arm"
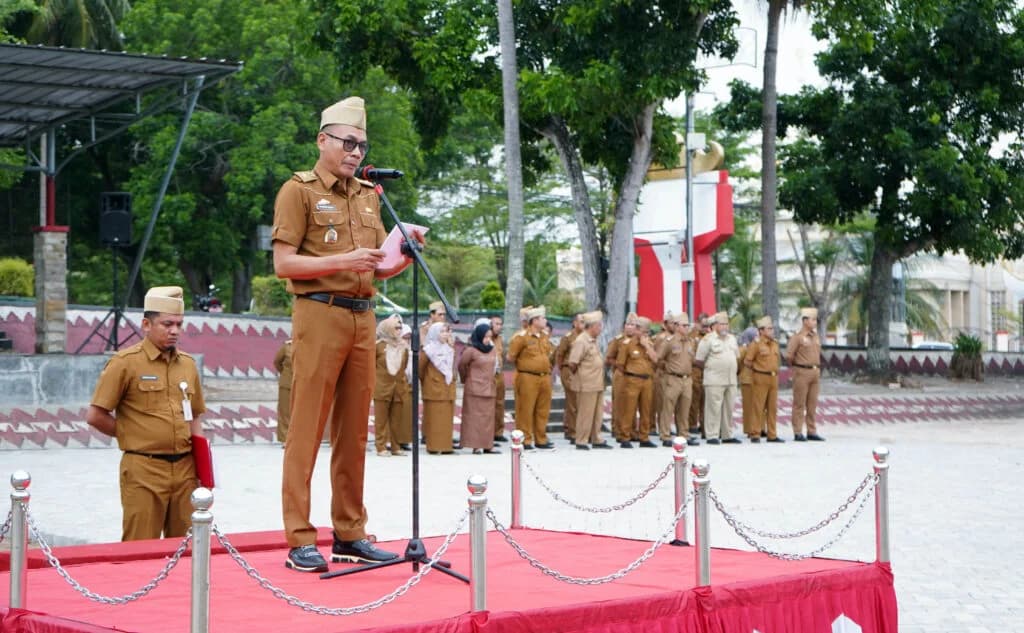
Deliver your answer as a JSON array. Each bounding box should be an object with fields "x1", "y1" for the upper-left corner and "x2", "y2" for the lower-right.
[{"x1": 191, "y1": 435, "x2": 215, "y2": 488}]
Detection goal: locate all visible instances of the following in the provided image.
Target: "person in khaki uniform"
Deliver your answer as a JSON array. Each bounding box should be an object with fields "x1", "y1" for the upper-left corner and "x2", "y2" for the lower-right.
[
  {"x1": 420, "y1": 321, "x2": 457, "y2": 453},
  {"x1": 490, "y1": 315, "x2": 508, "y2": 442},
  {"x1": 458, "y1": 322, "x2": 499, "y2": 454},
  {"x1": 393, "y1": 324, "x2": 414, "y2": 450},
  {"x1": 687, "y1": 313, "x2": 709, "y2": 438},
  {"x1": 567, "y1": 310, "x2": 612, "y2": 450},
  {"x1": 419, "y1": 300, "x2": 445, "y2": 343},
  {"x1": 272, "y1": 96, "x2": 416, "y2": 572},
  {"x1": 373, "y1": 315, "x2": 408, "y2": 456},
  {"x1": 615, "y1": 316, "x2": 659, "y2": 448},
  {"x1": 744, "y1": 316, "x2": 784, "y2": 443},
  {"x1": 87, "y1": 286, "x2": 205, "y2": 541},
  {"x1": 786, "y1": 307, "x2": 826, "y2": 442},
  {"x1": 606, "y1": 313, "x2": 638, "y2": 445},
  {"x1": 656, "y1": 312, "x2": 699, "y2": 446},
  {"x1": 694, "y1": 312, "x2": 742, "y2": 444},
  {"x1": 651, "y1": 312, "x2": 673, "y2": 438},
  {"x1": 737, "y1": 326, "x2": 758, "y2": 441},
  {"x1": 555, "y1": 313, "x2": 583, "y2": 441},
  {"x1": 273, "y1": 339, "x2": 294, "y2": 445},
  {"x1": 507, "y1": 306, "x2": 554, "y2": 449}
]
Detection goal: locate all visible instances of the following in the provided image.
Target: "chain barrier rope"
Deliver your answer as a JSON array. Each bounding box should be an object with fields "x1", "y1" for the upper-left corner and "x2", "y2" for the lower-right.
[
  {"x1": 212, "y1": 509, "x2": 469, "y2": 616},
  {"x1": 522, "y1": 456, "x2": 674, "y2": 513},
  {"x1": 485, "y1": 491, "x2": 692, "y2": 585},
  {"x1": 23, "y1": 505, "x2": 191, "y2": 604},
  {"x1": 708, "y1": 476, "x2": 878, "y2": 561},
  {"x1": 0, "y1": 508, "x2": 11, "y2": 545}
]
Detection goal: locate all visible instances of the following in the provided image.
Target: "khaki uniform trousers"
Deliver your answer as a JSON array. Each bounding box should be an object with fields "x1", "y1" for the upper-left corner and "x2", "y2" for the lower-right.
[
  {"x1": 283, "y1": 299, "x2": 375, "y2": 547},
  {"x1": 751, "y1": 373, "x2": 779, "y2": 439},
  {"x1": 563, "y1": 384, "x2": 578, "y2": 440},
  {"x1": 688, "y1": 368, "x2": 705, "y2": 434},
  {"x1": 703, "y1": 384, "x2": 736, "y2": 440},
  {"x1": 791, "y1": 366, "x2": 820, "y2": 435},
  {"x1": 494, "y1": 373, "x2": 506, "y2": 438},
  {"x1": 620, "y1": 375, "x2": 653, "y2": 440},
  {"x1": 514, "y1": 372, "x2": 551, "y2": 446},
  {"x1": 120, "y1": 452, "x2": 197, "y2": 541},
  {"x1": 276, "y1": 386, "x2": 291, "y2": 443},
  {"x1": 574, "y1": 390, "x2": 605, "y2": 445},
  {"x1": 392, "y1": 384, "x2": 413, "y2": 445},
  {"x1": 740, "y1": 383, "x2": 756, "y2": 437},
  {"x1": 373, "y1": 395, "x2": 404, "y2": 454},
  {"x1": 658, "y1": 375, "x2": 692, "y2": 441},
  {"x1": 651, "y1": 371, "x2": 663, "y2": 436},
  {"x1": 611, "y1": 370, "x2": 632, "y2": 441}
]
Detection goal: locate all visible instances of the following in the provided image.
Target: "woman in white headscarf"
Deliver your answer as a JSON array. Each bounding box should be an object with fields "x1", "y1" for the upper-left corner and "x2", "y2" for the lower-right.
[
  {"x1": 458, "y1": 322, "x2": 499, "y2": 454},
  {"x1": 420, "y1": 321, "x2": 457, "y2": 453},
  {"x1": 373, "y1": 315, "x2": 409, "y2": 456}
]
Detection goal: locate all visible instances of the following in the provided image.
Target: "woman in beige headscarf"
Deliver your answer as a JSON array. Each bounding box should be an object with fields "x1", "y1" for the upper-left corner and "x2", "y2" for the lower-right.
[
  {"x1": 420, "y1": 321, "x2": 457, "y2": 453},
  {"x1": 373, "y1": 315, "x2": 409, "y2": 456}
]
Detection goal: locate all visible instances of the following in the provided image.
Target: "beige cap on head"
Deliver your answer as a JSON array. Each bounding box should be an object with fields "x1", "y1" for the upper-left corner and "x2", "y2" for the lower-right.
[
  {"x1": 320, "y1": 96, "x2": 366, "y2": 130},
  {"x1": 625, "y1": 312, "x2": 639, "y2": 325},
  {"x1": 636, "y1": 316, "x2": 652, "y2": 330},
  {"x1": 519, "y1": 305, "x2": 534, "y2": 321},
  {"x1": 582, "y1": 310, "x2": 603, "y2": 326},
  {"x1": 713, "y1": 311, "x2": 729, "y2": 325},
  {"x1": 429, "y1": 301, "x2": 444, "y2": 313},
  {"x1": 756, "y1": 316, "x2": 773, "y2": 329},
  {"x1": 525, "y1": 306, "x2": 546, "y2": 321},
  {"x1": 800, "y1": 307, "x2": 818, "y2": 320},
  {"x1": 674, "y1": 312, "x2": 690, "y2": 326},
  {"x1": 144, "y1": 286, "x2": 185, "y2": 315}
]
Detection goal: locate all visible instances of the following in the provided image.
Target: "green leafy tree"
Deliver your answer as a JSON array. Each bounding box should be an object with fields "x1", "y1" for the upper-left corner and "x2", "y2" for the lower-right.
[
  {"x1": 4, "y1": 0, "x2": 129, "y2": 49},
  {"x1": 479, "y1": 280, "x2": 504, "y2": 311}
]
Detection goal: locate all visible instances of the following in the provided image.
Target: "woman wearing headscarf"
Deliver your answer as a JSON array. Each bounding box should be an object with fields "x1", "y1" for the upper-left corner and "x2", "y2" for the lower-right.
[
  {"x1": 373, "y1": 315, "x2": 409, "y2": 456},
  {"x1": 458, "y1": 322, "x2": 499, "y2": 454},
  {"x1": 392, "y1": 324, "x2": 414, "y2": 451},
  {"x1": 420, "y1": 321, "x2": 457, "y2": 454}
]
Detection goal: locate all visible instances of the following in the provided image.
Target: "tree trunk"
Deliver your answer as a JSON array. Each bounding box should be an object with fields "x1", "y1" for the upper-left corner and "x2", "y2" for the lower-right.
[
  {"x1": 866, "y1": 237, "x2": 895, "y2": 378},
  {"x1": 604, "y1": 103, "x2": 657, "y2": 338},
  {"x1": 497, "y1": 0, "x2": 525, "y2": 338},
  {"x1": 231, "y1": 259, "x2": 252, "y2": 313},
  {"x1": 543, "y1": 116, "x2": 601, "y2": 311},
  {"x1": 760, "y1": 0, "x2": 784, "y2": 325}
]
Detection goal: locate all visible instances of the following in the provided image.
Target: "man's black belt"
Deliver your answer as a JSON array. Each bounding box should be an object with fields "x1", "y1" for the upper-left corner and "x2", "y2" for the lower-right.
[
  {"x1": 302, "y1": 293, "x2": 374, "y2": 312},
  {"x1": 753, "y1": 369, "x2": 778, "y2": 376},
  {"x1": 519, "y1": 369, "x2": 549, "y2": 377},
  {"x1": 125, "y1": 450, "x2": 191, "y2": 463},
  {"x1": 624, "y1": 371, "x2": 651, "y2": 379},
  {"x1": 667, "y1": 371, "x2": 690, "y2": 379},
  {"x1": 793, "y1": 363, "x2": 819, "y2": 370}
]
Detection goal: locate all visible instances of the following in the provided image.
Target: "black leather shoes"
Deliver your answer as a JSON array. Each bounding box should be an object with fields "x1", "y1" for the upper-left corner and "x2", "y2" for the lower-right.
[
  {"x1": 686, "y1": 437, "x2": 701, "y2": 446},
  {"x1": 706, "y1": 438, "x2": 721, "y2": 445},
  {"x1": 332, "y1": 535, "x2": 399, "y2": 564},
  {"x1": 619, "y1": 441, "x2": 634, "y2": 448},
  {"x1": 760, "y1": 430, "x2": 768, "y2": 438},
  {"x1": 807, "y1": 433, "x2": 826, "y2": 441},
  {"x1": 575, "y1": 444, "x2": 590, "y2": 450},
  {"x1": 399, "y1": 443, "x2": 412, "y2": 451},
  {"x1": 638, "y1": 440, "x2": 658, "y2": 448},
  {"x1": 767, "y1": 437, "x2": 785, "y2": 443},
  {"x1": 592, "y1": 442, "x2": 613, "y2": 449},
  {"x1": 722, "y1": 437, "x2": 742, "y2": 444},
  {"x1": 285, "y1": 544, "x2": 328, "y2": 573},
  {"x1": 493, "y1": 436, "x2": 509, "y2": 442},
  {"x1": 661, "y1": 440, "x2": 674, "y2": 447},
  {"x1": 522, "y1": 444, "x2": 535, "y2": 450},
  {"x1": 749, "y1": 436, "x2": 761, "y2": 443},
  {"x1": 794, "y1": 434, "x2": 807, "y2": 442},
  {"x1": 536, "y1": 442, "x2": 555, "y2": 449}
]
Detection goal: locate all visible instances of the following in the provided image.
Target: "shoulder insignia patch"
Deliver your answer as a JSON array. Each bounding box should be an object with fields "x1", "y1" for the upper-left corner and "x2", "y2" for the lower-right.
[{"x1": 293, "y1": 170, "x2": 318, "y2": 183}]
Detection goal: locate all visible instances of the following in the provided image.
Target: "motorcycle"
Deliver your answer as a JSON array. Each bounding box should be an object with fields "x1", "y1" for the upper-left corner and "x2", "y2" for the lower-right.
[{"x1": 193, "y1": 284, "x2": 223, "y2": 312}]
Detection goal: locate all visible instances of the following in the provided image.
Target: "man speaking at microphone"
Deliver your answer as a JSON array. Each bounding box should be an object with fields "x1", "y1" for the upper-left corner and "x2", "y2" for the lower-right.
[{"x1": 272, "y1": 96, "x2": 419, "y2": 573}]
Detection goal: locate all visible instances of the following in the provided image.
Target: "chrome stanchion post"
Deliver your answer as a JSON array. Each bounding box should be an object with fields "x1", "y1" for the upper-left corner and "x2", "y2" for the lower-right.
[
  {"x1": 467, "y1": 474, "x2": 488, "y2": 612},
  {"x1": 9, "y1": 470, "x2": 30, "y2": 609},
  {"x1": 873, "y1": 446, "x2": 890, "y2": 563},
  {"x1": 190, "y1": 488, "x2": 214, "y2": 633},
  {"x1": 670, "y1": 438, "x2": 690, "y2": 546},
  {"x1": 510, "y1": 430, "x2": 524, "y2": 528},
  {"x1": 692, "y1": 459, "x2": 711, "y2": 586}
]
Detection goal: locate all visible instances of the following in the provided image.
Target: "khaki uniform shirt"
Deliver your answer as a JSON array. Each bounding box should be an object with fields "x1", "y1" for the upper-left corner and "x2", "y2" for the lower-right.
[
  {"x1": 492, "y1": 335, "x2": 505, "y2": 375},
  {"x1": 744, "y1": 337, "x2": 780, "y2": 374},
  {"x1": 555, "y1": 330, "x2": 581, "y2": 390},
  {"x1": 605, "y1": 333, "x2": 629, "y2": 369},
  {"x1": 507, "y1": 330, "x2": 553, "y2": 374},
  {"x1": 616, "y1": 336, "x2": 656, "y2": 376},
  {"x1": 271, "y1": 163, "x2": 386, "y2": 297},
  {"x1": 785, "y1": 328, "x2": 822, "y2": 368},
  {"x1": 695, "y1": 332, "x2": 739, "y2": 386},
  {"x1": 91, "y1": 338, "x2": 206, "y2": 454},
  {"x1": 568, "y1": 331, "x2": 604, "y2": 392},
  {"x1": 658, "y1": 333, "x2": 694, "y2": 376}
]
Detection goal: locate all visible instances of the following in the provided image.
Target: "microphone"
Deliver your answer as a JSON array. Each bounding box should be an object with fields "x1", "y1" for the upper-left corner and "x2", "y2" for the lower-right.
[{"x1": 356, "y1": 165, "x2": 404, "y2": 180}]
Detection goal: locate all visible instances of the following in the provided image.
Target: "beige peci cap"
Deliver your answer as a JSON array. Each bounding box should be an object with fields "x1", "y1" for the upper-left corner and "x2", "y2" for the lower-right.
[
  {"x1": 636, "y1": 316, "x2": 652, "y2": 330},
  {"x1": 674, "y1": 312, "x2": 690, "y2": 326},
  {"x1": 525, "y1": 306, "x2": 546, "y2": 321},
  {"x1": 582, "y1": 310, "x2": 603, "y2": 326},
  {"x1": 144, "y1": 286, "x2": 185, "y2": 315},
  {"x1": 800, "y1": 307, "x2": 818, "y2": 320},
  {"x1": 320, "y1": 96, "x2": 366, "y2": 131},
  {"x1": 713, "y1": 311, "x2": 729, "y2": 325},
  {"x1": 756, "y1": 316, "x2": 773, "y2": 329},
  {"x1": 429, "y1": 301, "x2": 444, "y2": 314}
]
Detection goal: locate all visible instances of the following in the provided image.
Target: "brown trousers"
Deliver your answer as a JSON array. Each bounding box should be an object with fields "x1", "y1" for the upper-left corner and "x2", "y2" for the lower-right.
[
  {"x1": 658, "y1": 375, "x2": 692, "y2": 441},
  {"x1": 392, "y1": 384, "x2": 413, "y2": 445},
  {"x1": 574, "y1": 390, "x2": 605, "y2": 445},
  {"x1": 120, "y1": 452, "x2": 197, "y2": 541},
  {"x1": 282, "y1": 299, "x2": 374, "y2": 547},
  {"x1": 276, "y1": 386, "x2": 291, "y2": 443},
  {"x1": 651, "y1": 371, "x2": 663, "y2": 436},
  {"x1": 513, "y1": 372, "x2": 551, "y2": 446},
  {"x1": 562, "y1": 385, "x2": 578, "y2": 439},
  {"x1": 791, "y1": 366, "x2": 820, "y2": 435},
  {"x1": 751, "y1": 373, "x2": 779, "y2": 439},
  {"x1": 688, "y1": 369, "x2": 705, "y2": 434},
  {"x1": 611, "y1": 370, "x2": 630, "y2": 441},
  {"x1": 619, "y1": 375, "x2": 653, "y2": 441},
  {"x1": 373, "y1": 395, "x2": 405, "y2": 453},
  {"x1": 740, "y1": 382, "x2": 756, "y2": 437},
  {"x1": 494, "y1": 373, "x2": 506, "y2": 437}
]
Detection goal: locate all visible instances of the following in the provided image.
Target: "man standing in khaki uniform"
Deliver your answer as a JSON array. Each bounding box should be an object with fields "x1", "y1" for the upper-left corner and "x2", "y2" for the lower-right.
[
  {"x1": 555, "y1": 313, "x2": 583, "y2": 441},
  {"x1": 694, "y1": 312, "x2": 742, "y2": 444},
  {"x1": 687, "y1": 313, "x2": 709, "y2": 439},
  {"x1": 272, "y1": 96, "x2": 417, "y2": 572},
  {"x1": 87, "y1": 286, "x2": 205, "y2": 541},
  {"x1": 606, "y1": 313, "x2": 638, "y2": 445},
  {"x1": 744, "y1": 316, "x2": 784, "y2": 443},
  {"x1": 273, "y1": 339, "x2": 293, "y2": 446},
  {"x1": 615, "y1": 316, "x2": 659, "y2": 448},
  {"x1": 490, "y1": 314, "x2": 508, "y2": 442},
  {"x1": 657, "y1": 312, "x2": 698, "y2": 446},
  {"x1": 786, "y1": 307, "x2": 825, "y2": 442},
  {"x1": 737, "y1": 326, "x2": 758, "y2": 441},
  {"x1": 420, "y1": 300, "x2": 445, "y2": 342},
  {"x1": 651, "y1": 312, "x2": 673, "y2": 439},
  {"x1": 567, "y1": 311, "x2": 612, "y2": 450},
  {"x1": 507, "y1": 306, "x2": 554, "y2": 449}
]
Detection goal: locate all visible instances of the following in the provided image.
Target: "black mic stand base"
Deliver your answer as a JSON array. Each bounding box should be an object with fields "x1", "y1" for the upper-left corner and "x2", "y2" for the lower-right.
[{"x1": 319, "y1": 538, "x2": 469, "y2": 582}]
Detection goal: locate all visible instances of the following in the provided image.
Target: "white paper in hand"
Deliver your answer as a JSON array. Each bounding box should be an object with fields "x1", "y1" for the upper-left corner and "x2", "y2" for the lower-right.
[{"x1": 377, "y1": 223, "x2": 428, "y2": 270}]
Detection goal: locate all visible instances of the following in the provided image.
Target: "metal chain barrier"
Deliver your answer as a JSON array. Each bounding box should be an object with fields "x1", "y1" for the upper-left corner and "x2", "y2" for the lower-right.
[
  {"x1": 522, "y1": 457, "x2": 674, "y2": 513},
  {"x1": 24, "y1": 505, "x2": 192, "y2": 604},
  {"x1": 710, "y1": 473, "x2": 878, "y2": 539},
  {"x1": 709, "y1": 480, "x2": 877, "y2": 561},
  {"x1": 486, "y1": 491, "x2": 692, "y2": 585},
  {"x1": 212, "y1": 509, "x2": 469, "y2": 616},
  {"x1": 0, "y1": 507, "x2": 11, "y2": 545}
]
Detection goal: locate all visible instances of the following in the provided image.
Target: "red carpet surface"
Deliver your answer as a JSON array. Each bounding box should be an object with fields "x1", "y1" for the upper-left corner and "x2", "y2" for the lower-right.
[{"x1": 0, "y1": 528, "x2": 896, "y2": 633}]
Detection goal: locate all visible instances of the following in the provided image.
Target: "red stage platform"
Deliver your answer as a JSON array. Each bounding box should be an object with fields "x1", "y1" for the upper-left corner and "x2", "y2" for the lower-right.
[{"x1": 1, "y1": 528, "x2": 897, "y2": 633}]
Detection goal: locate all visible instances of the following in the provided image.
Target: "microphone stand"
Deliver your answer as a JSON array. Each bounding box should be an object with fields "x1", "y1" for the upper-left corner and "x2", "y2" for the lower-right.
[{"x1": 321, "y1": 171, "x2": 467, "y2": 583}]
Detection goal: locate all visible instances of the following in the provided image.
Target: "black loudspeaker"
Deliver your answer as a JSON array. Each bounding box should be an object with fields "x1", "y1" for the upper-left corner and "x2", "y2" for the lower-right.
[{"x1": 99, "y1": 192, "x2": 132, "y2": 246}]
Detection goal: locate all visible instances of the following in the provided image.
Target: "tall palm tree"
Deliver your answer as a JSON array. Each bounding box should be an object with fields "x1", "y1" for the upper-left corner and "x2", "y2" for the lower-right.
[{"x1": 20, "y1": 0, "x2": 129, "y2": 49}]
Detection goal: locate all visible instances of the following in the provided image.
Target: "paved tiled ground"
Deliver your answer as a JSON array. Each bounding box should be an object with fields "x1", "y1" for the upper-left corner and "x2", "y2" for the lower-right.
[{"x1": 1, "y1": 378, "x2": 1022, "y2": 631}]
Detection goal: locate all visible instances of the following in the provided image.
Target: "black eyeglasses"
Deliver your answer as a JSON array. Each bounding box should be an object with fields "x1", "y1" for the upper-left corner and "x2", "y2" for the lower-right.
[{"x1": 322, "y1": 131, "x2": 369, "y2": 155}]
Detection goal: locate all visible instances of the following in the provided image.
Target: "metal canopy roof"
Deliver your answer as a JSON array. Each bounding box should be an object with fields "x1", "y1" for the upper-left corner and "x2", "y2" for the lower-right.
[{"x1": 0, "y1": 43, "x2": 242, "y2": 151}]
